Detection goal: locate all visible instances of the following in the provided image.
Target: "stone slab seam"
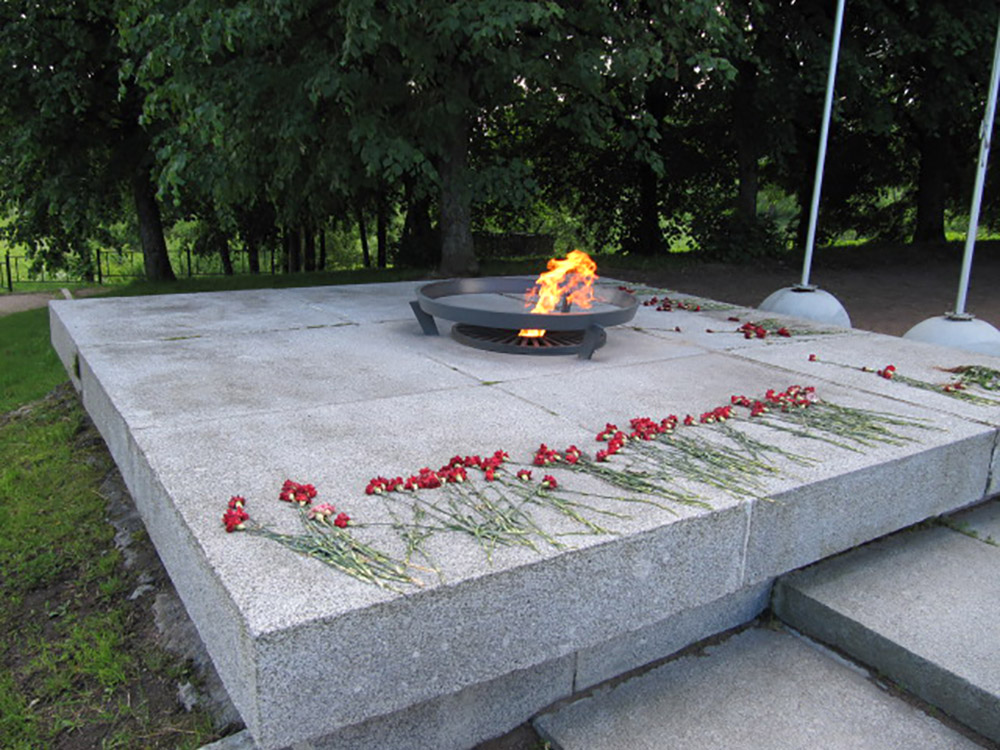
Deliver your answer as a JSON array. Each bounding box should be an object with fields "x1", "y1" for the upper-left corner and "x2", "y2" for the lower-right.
[
  {"x1": 773, "y1": 577, "x2": 1000, "y2": 742},
  {"x1": 572, "y1": 581, "x2": 772, "y2": 692},
  {"x1": 984, "y1": 427, "x2": 1000, "y2": 497},
  {"x1": 738, "y1": 498, "x2": 754, "y2": 587},
  {"x1": 570, "y1": 649, "x2": 579, "y2": 695},
  {"x1": 533, "y1": 615, "x2": 766, "y2": 731}
]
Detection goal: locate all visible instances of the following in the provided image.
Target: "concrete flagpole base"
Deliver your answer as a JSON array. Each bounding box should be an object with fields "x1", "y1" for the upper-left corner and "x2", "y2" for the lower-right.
[
  {"x1": 758, "y1": 286, "x2": 852, "y2": 328},
  {"x1": 904, "y1": 314, "x2": 1000, "y2": 356}
]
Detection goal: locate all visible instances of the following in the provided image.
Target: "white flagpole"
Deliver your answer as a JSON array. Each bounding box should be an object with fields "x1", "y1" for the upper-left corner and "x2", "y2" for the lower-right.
[
  {"x1": 952, "y1": 12, "x2": 1000, "y2": 317},
  {"x1": 800, "y1": 0, "x2": 847, "y2": 288}
]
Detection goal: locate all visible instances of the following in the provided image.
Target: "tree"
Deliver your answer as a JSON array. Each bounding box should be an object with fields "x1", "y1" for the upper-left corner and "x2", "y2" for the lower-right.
[
  {"x1": 477, "y1": 1, "x2": 738, "y2": 257},
  {"x1": 761, "y1": 0, "x2": 996, "y2": 247},
  {"x1": 0, "y1": 0, "x2": 176, "y2": 280},
  {"x1": 122, "y1": 0, "x2": 736, "y2": 273},
  {"x1": 866, "y1": 0, "x2": 997, "y2": 244}
]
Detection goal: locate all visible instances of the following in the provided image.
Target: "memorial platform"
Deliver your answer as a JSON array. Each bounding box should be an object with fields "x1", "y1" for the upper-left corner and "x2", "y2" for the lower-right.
[{"x1": 49, "y1": 279, "x2": 1000, "y2": 750}]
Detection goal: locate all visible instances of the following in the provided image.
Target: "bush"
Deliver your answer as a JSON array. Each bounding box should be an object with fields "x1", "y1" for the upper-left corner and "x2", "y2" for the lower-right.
[{"x1": 693, "y1": 214, "x2": 791, "y2": 263}]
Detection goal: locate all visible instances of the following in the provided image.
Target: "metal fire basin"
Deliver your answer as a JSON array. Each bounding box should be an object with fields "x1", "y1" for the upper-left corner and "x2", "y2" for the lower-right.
[{"x1": 411, "y1": 276, "x2": 639, "y2": 359}]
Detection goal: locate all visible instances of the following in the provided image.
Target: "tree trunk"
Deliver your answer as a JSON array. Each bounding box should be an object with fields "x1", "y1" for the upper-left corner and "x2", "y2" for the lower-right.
[
  {"x1": 79, "y1": 245, "x2": 95, "y2": 283},
  {"x1": 246, "y1": 233, "x2": 260, "y2": 274},
  {"x1": 623, "y1": 80, "x2": 668, "y2": 256},
  {"x1": 376, "y1": 197, "x2": 388, "y2": 269},
  {"x1": 438, "y1": 112, "x2": 477, "y2": 277},
  {"x1": 733, "y1": 61, "x2": 760, "y2": 224},
  {"x1": 131, "y1": 164, "x2": 176, "y2": 282},
  {"x1": 913, "y1": 133, "x2": 948, "y2": 244},
  {"x1": 356, "y1": 205, "x2": 371, "y2": 268},
  {"x1": 318, "y1": 228, "x2": 326, "y2": 270},
  {"x1": 286, "y1": 228, "x2": 301, "y2": 272},
  {"x1": 399, "y1": 193, "x2": 438, "y2": 268},
  {"x1": 218, "y1": 236, "x2": 234, "y2": 276},
  {"x1": 631, "y1": 163, "x2": 665, "y2": 255},
  {"x1": 303, "y1": 227, "x2": 316, "y2": 271}
]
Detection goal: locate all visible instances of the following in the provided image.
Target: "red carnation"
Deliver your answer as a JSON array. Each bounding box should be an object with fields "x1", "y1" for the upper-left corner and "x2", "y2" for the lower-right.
[{"x1": 223, "y1": 506, "x2": 249, "y2": 533}]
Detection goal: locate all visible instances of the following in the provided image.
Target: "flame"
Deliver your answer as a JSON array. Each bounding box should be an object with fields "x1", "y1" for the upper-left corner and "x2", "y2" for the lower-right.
[{"x1": 518, "y1": 250, "x2": 598, "y2": 338}]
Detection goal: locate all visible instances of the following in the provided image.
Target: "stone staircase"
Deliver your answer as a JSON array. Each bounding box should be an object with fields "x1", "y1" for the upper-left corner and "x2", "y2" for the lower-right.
[{"x1": 534, "y1": 499, "x2": 1000, "y2": 750}]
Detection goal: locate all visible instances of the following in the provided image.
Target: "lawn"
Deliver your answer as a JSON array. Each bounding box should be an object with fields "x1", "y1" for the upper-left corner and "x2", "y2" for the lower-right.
[
  {"x1": 0, "y1": 268, "x2": 437, "y2": 749},
  {"x1": 0, "y1": 296, "x2": 231, "y2": 747}
]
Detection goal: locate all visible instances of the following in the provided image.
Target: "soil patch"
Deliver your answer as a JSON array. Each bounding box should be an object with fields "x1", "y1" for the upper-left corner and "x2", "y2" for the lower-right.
[
  {"x1": 609, "y1": 249, "x2": 1000, "y2": 338},
  {"x1": 0, "y1": 287, "x2": 106, "y2": 316}
]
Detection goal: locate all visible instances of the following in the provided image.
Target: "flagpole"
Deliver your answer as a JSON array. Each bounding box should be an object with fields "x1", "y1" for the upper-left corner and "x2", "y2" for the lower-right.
[
  {"x1": 952, "y1": 12, "x2": 1000, "y2": 318},
  {"x1": 800, "y1": 0, "x2": 847, "y2": 289}
]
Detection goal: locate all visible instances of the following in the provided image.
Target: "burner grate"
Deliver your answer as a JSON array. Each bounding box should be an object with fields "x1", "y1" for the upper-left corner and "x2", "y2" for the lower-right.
[{"x1": 451, "y1": 324, "x2": 606, "y2": 357}]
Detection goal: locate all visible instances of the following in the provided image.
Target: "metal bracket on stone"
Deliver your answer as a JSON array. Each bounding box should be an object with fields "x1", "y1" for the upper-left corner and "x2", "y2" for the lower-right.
[
  {"x1": 410, "y1": 300, "x2": 439, "y2": 336},
  {"x1": 578, "y1": 324, "x2": 606, "y2": 360}
]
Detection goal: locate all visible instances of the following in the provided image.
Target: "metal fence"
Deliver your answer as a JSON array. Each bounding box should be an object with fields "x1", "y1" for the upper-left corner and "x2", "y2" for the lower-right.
[
  {"x1": 1, "y1": 233, "x2": 554, "y2": 292},
  {"x1": 1, "y1": 247, "x2": 281, "y2": 292}
]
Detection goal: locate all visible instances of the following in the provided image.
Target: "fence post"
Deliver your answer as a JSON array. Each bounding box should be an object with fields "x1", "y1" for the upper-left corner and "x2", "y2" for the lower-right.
[
  {"x1": 96, "y1": 248, "x2": 103, "y2": 285},
  {"x1": 4, "y1": 253, "x2": 11, "y2": 293}
]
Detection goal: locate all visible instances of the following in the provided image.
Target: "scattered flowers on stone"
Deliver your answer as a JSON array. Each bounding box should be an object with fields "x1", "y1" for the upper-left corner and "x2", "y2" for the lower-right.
[
  {"x1": 221, "y1": 379, "x2": 929, "y2": 588},
  {"x1": 307, "y1": 503, "x2": 338, "y2": 520},
  {"x1": 533, "y1": 443, "x2": 562, "y2": 466},
  {"x1": 222, "y1": 496, "x2": 249, "y2": 532},
  {"x1": 642, "y1": 295, "x2": 701, "y2": 312},
  {"x1": 848, "y1": 361, "x2": 998, "y2": 404},
  {"x1": 221, "y1": 481, "x2": 416, "y2": 589},
  {"x1": 306, "y1": 504, "x2": 351, "y2": 528},
  {"x1": 740, "y1": 322, "x2": 767, "y2": 339},
  {"x1": 367, "y1": 450, "x2": 510, "y2": 495},
  {"x1": 280, "y1": 480, "x2": 317, "y2": 505}
]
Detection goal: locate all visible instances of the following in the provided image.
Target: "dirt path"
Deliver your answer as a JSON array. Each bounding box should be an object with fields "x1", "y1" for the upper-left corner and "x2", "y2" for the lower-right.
[
  {"x1": 613, "y1": 252, "x2": 1000, "y2": 338},
  {"x1": 0, "y1": 288, "x2": 106, "y2": 316}
]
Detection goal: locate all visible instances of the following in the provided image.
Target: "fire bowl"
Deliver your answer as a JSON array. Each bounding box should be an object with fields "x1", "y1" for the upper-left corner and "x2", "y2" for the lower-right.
[{"x1": 411, "y1": 276, "x2": 639, "y2": 359}]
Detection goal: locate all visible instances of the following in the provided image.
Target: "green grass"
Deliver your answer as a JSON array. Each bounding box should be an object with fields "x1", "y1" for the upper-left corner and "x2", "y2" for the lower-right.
[
  {"x1": 0, "y1": 265, "x2": 448, "y2": 748},
  {"x1": 0, "y1": 281, "x2": 97, "y2": 295},
  {"x1": 0, "y1": 308, "x2": 67, "y2": 413},
  {"x1": 0, "y1": 390, "x2": 217, "y2": 749}
]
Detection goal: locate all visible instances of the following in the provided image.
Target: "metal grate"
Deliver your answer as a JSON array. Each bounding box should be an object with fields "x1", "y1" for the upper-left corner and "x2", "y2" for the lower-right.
[{"x1": 451, "y1": 324, "x2": 605, "y2": 356}]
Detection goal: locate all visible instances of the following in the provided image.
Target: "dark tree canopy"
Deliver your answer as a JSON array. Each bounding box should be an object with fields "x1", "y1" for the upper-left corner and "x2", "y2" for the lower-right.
[
  {"x1": 0, "y1": 0, "x2": 175, "y2": 280},
  {"x1": 2, "y1": 1, "x2": 999, "y2": 279}
]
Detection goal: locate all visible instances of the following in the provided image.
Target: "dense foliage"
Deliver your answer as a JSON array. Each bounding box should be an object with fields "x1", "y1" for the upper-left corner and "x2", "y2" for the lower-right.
[{"x1": 1, "y1": 0, "x2": 998, "y2": 279}]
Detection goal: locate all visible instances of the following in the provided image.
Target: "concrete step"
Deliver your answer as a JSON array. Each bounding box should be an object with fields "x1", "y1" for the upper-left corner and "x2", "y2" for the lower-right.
[
  {"x1": 773, "y1": 499, "x2": 1000, "y2": 744},
  {"x1": 533, "y1": 625, "x2": 981, "y2": 750}
]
